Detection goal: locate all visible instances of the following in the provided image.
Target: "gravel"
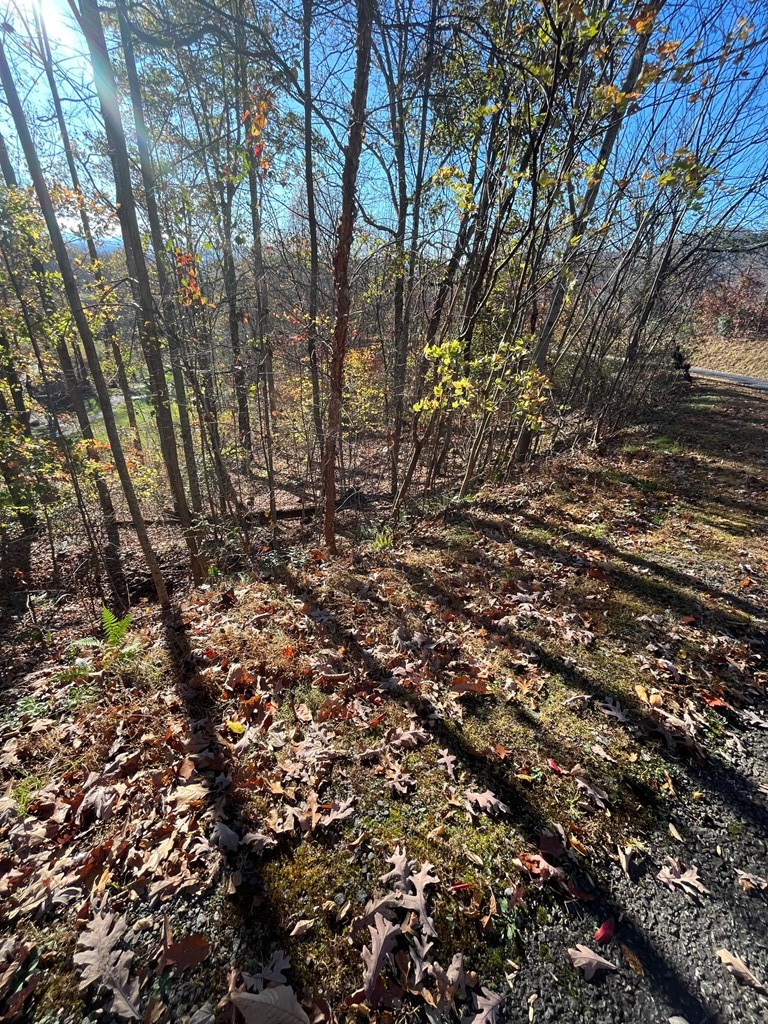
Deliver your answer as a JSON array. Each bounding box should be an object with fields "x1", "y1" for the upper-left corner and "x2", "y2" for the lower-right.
[{"x1": 503, "y1": 726, "x2": 768, "y2": 1024}]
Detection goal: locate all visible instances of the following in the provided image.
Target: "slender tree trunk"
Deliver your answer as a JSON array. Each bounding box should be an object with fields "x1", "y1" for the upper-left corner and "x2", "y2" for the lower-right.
[
  {"x1": 221, "y1": 188, "x2": 253, "y2": 452},
  {"x1": 322, "y1": 0, "x2": 374, "y2": 553},
  {"x1": 302, "y1": 0, "x2": 325, "y2": 466},
  {"x1": 0, "y1": 115, "x2": 127, "y2": 606},
  {"x1": 0, "y1": 34, "x2": 167, "y2": 607},
  {"x1": 78, "y1": 0, "x2": 205, "y2": 581},
  {"x1": 37, "y1": 14, "x2": 140, "y2": 448},
  {"x1": 116, "y1": 1, "x2": 203, "y2": 510},
  {"x1": 514, "y1": 13, "x2": 659, "y2": 459},
  {"x1": 391, "y1": 0, "x2": 438, "y2": 495}
]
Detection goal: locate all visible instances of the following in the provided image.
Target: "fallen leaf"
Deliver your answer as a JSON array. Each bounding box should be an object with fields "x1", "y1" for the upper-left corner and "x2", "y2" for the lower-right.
[
  {"x1": 74, "y1": 905, "x2": 141, "y2": 1020},
  {"x1": 621, "y1": 943, "x2": 645, "y2": 976},
  {"x1": 567, "y1": 943, "x2": 617, "y2": 980},
  {"x1": 451, "y1": 677, "x2": 490, "y2": 694},
  {"x1": 289, "y1": 919, "x2": 315, "y2": 938},
  {"x1": 211, "y1": 821, "x2": 240, "y2": 852},
  {"x1": 160, "y1": 933, "x2": 210, "y2": 974},
  {"x1": 465, "y1": 789, "x2": 510, "y2": 817},
  {"x1": 570, "y1": 836, "x2": 589, "y2": 857},
  {"x1": 467, "y1": 987, "x2": 505, "y2": 1023},
  {"x1": 362, "y1": 914, "x2": 400, "y2": 1000},
  {"x1": 736, "y1": 869, "x2": 768, "y2": 893},
  {"x1": 231, "y1": 984, "x2": 311, "y2": 1024},
  {"x1": 516, "y1": 853, "x2": 566, "y2": 886},
  {"x1": 656, "y1": 858, "x2": 709, "y2": 897},
  {"x1": 590, "y1": 744, "x2": 616, "y2": 763},
  {"x1": 617, "y1": 845, "x2": 634, "y2": 879},
  {"x1": 715, "y1": 948, "x2": 765, "y2": 992},
  {"x1": 438, "y1": 748, "x2": 457, "y2": 779},
  {"x1": 594, "y1": 918, "x2": 615, "y2": 945}
]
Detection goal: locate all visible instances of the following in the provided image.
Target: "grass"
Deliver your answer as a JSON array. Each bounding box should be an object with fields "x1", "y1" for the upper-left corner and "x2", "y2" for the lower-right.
[
  {"x1": 690, "y1": 334, "x2": 768, "y2": 378},
  {"x1": 13, "y1": 774, "x2": 43, "y2": 813}
]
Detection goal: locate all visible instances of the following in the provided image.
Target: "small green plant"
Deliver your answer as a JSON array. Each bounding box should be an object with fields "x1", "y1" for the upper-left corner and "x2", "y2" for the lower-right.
[
  {"x1": 13, "y1": 775, "x2": 42, "y2": 814},
  {"x1": 17, "y1": 696, "x2": 48, "y2": 720},
  {"x1": 371, "y1": 526, "x2": 394, "y2": 552},
  {"x1": 66, "y1": 681, "x2": 99, "y2": 710},
  {"x1": 102, "y1": 607, "x2": 132, "y2": 647},
  {"x1": 53, "y1": 659, "x2": 93, "y2": 686},
  {"x1": 0, "y1": 695, "x2": 48, "y2": 730}
]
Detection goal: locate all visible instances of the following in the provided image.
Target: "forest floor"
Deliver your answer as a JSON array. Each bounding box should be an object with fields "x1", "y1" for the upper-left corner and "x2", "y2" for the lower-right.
[{"x1": 1, "y1": 379, "x2": 767, "y2": 1024}]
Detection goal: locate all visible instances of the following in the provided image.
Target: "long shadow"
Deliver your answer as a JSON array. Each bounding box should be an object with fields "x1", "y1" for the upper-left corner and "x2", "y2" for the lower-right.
[
  {"x1": 458, "y1": 506, "x2": 767, "y2": 625},
  {"x1": 267, "y1": 564, "x2": 721, "y2": 1023},
  {"x1": 386, "y1": 550, "x2": 768, "y2": 837},
  {"x1": 159, "y1": 609, "x2": 292, "y2": 967}
]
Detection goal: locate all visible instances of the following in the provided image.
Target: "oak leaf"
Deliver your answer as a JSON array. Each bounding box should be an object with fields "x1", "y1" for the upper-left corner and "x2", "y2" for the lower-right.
[
  {"x1": 466, "y1": 986, "x2": 504, "y2": 1023},
  {"x1": 715, "y1": 949, "x2": 766, "y2": 992},
  {"x1": 362, "y1": 914, "x2": 400, "y2": 1000},
  {"x1": 74, "y1": 906, "x2": 142, "y2": 1020},
  {"x1": 464, "y1": 789, "x2": 510, "y2": 817},
  {"x1": 230, "y1": 985, "x2": 310, "y2": 1024},
  {"x1": 656, "y1": 858, "x2": 709, "y2": 897},
  {"x1": 568, "y1": 943, "x2": 617, "y2": 980}
]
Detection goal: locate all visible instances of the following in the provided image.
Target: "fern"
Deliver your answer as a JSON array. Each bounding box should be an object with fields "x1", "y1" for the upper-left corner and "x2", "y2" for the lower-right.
[{"x1": 101, "y1": 607, "x2": 132, "y2": 647}]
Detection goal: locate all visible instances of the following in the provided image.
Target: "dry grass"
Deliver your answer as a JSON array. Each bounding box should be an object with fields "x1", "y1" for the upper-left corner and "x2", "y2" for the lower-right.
[{"x1": 689, "y1": 333, "x2": 768, "y2": 378}]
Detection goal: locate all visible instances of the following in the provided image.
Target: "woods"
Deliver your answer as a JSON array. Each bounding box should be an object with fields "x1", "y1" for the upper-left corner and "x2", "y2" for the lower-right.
[
  {"x1": 2, "y1": 4, "x2": 768, "y2": 1022},
  {"x1": 0, "y1": 0, "x2": 766, "y2": 597}
]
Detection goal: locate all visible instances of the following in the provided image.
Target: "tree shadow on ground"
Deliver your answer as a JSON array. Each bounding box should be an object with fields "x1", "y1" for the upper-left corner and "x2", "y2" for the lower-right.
[{"x1": 277, "y1": 564, "x2": 752, "y2": 1021}]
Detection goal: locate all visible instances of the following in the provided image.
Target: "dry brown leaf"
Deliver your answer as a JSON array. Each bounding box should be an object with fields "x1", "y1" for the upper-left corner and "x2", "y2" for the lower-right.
[
  {"x1": 657, "y1": 858, "x2": 709, "y2": 897},
  {"x1": 231, "y1": 985, "x2": 310, "y2": 1024},
  {"x1": 289, "y1": 919, "x2": 315, "y2": 938},
  {"x1": 567, "y1": 944, "x2": 617, "y2": 980},
  {"x1": 465, "y1": 789, "x2": 510, "y2": 817},
  {"x1": 736, "y1": 869, "x2": 768, "y2": 894},
  {"x1": 715, "y1": 949, "x2": 766, "y2": 992},
  {"x1": 620, "y1": 943, "x2": 645, "y2": 976},
  {"x1": 362, "y1": 914, "x2": 400, "y2": 1000},
  {"x1": 74, "y1": 906, "x2": 141, "y2": 1020},
  {"x1": 160, "y1": 933, "x2": 210, "y2": 974}
]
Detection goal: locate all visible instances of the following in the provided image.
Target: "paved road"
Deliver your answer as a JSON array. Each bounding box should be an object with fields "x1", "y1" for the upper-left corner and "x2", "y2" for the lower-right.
[{"x1": 691, "y1": 366, "x2": 768, "y2": 392}]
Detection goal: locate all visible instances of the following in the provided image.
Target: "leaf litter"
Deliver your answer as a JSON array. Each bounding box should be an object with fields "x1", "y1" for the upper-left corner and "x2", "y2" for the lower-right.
[{"x1": 1, "y1": 391, "x2": 767, "y2": 1021}]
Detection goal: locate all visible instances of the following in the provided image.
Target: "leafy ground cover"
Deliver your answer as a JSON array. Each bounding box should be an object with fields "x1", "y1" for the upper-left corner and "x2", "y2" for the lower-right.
[{"x1": 1, "y1": 380, "x2": 767, "y2": 1024}]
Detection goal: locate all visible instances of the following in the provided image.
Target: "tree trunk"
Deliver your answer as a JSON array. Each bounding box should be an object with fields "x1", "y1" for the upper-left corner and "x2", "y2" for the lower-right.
[
  {"x1": 116, "y1": 0, "x2": 203, "y2": 511},
  {"x1": 37, "y1": 13, "x2": 140, "y2": 448},
  {"x1": 0, "y1": 34, "x2": 167, "y2": 608},
  {"x1": 514, "y1": 13, "x2": 659, "y2": 460},
  {"x1": 78, "y1": 0, "x2": 205, "y2": 581},
  {"x1": 322, "y1": 0, "x2": 373, "y2": 553},
  {"x1": 302, "y1": 0, "x2": 325, "y2": 466}
]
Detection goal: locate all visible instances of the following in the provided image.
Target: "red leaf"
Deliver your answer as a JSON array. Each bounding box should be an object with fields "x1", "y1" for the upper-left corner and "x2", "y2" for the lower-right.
[
  {"x1": 547, "y1": 758, "x2": 563, "y2": 774},
  {"x1": 450, "y1": 676, "x2": 489, "y2": 694},
  {"x1": 594, "y1": 918, "x2": 615, "y2": 945}
]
